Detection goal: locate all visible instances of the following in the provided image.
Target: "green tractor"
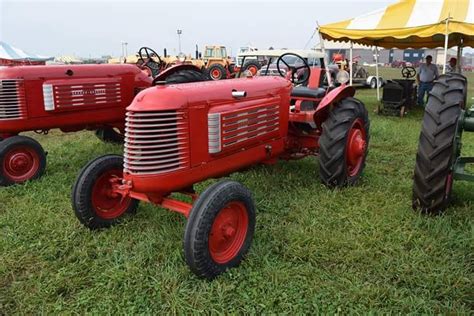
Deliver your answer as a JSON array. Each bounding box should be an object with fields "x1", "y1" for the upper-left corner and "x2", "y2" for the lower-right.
[{"x1": 412, "y1": 73, "x2": 473, "y2": 214}]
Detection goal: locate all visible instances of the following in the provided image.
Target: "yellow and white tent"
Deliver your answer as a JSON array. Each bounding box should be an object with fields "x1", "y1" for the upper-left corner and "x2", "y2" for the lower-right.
[{"x1": 319, "y1": 0, "x2": 474, "y2": 49}]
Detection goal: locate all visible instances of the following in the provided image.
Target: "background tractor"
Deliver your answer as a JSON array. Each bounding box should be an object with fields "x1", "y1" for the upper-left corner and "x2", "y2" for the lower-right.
[
  {"x1": 72, "y1": 53, "x2": 370, "y2": 279},
  {"x1": 0, "y1": 46, "x2": 205, "y2": 186},
  {"x1": 412, "y1": 73, "x2": 472, "y2": 214},
  {"x1": 201, "y1": 45, "x2": 235, "y2": 80}
]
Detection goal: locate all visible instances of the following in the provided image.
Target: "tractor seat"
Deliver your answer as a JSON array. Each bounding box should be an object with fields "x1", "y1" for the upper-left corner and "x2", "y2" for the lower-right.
[{"x1": 291, "y1": 86, "x2": 327, "y2": 99}]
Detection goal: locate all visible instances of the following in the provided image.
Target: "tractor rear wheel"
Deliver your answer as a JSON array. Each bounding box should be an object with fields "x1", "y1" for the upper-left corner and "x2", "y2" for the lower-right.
[
  {"x1": 95, "y1": 127, "x2": 124, "y2": 144},
  {"x1": 72, "y1": 155, "x2": 138, "y2": 229},
  {"x1": 0, "y1": 136, "x2": 46, "y2": 186},
  {"x1": 184, "y1": 180, "x2": 255, "y2": 279},
  {"x1": 412, "y1": 73, "x2": 466, "y2": 214},
  {"x1": 165, "y1": 69, "x2": 206, "y2": 84},
  {"x1": 207, "y1": 64, "x2": 227, "y2": 80},
  {"x1": 242, "y1": 61, "x2": 261, "y2": 76},
  {"x1": 319, "y1": 98, "x2": 369, "y2": 187}
]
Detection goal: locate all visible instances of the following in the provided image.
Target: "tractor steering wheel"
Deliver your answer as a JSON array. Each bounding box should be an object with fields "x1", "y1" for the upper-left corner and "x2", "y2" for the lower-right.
[
  {"x1": 276, "y1": 53, "x2": 311, "y2": 85},
  {"x1": 401, "y1": 66, "x2": 416, "y2": 79},
  {"x1": 138, "y1": 47, "x2": 163, "y2": 72}
]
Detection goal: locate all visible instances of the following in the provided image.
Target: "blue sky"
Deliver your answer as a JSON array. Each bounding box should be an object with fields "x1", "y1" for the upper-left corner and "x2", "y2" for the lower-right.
[{"x1": 0, "y1": 0, "x2": 398, "y2": 58}]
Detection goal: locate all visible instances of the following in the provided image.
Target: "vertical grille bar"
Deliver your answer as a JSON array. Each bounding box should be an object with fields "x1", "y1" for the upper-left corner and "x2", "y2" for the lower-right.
[
  {"x1": 124, "y1": 110, "x2": 190, "y2": 175},
  {"x1": 0, "y1": 79, "x2": 26, "y2": 120}
]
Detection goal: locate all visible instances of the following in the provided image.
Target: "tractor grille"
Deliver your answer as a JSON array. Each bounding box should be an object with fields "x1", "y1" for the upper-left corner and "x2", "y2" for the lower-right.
[
  {"x1": 382, "y1": 82, "x2": 404, "y2": 103},
  {"x1": 0, "y1": 79, "x2": 26, "y2": 120},
  {"x1": 208, "y1": 104, "x2": 280, "y2": 154},
  {"x1": 124, "y1": 110, "x2": 190, "y2": 175}
]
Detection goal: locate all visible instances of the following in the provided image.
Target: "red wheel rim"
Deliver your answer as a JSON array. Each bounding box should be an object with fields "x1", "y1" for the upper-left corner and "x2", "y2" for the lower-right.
[
  {"x1": 209, "y1": 201, "x2": 248, "y2": 264},
  {"x1": 211, "y1": 69, "x2": 221, "y2": 79},
  {"x1": 248, "y1": 66, "x2": 258, "y2": 75},
  {"x1": 91, "y1": 169, "x2": 131, "y2": 220},
  {"x1": 2, "y1": 146, "x2": 40, "y2": 182},
  {"x1": 345, "y1": 118, "x2": 367, "y2": 177}
]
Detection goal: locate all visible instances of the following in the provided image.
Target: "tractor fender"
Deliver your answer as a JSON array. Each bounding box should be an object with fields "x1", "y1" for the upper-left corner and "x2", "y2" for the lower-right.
[
  {"x1": 154, "y1": 64, "x2": 203, "y2": 81},
  {"x1": 315, "y1": 84, "x2": 356, "y2": 115}
]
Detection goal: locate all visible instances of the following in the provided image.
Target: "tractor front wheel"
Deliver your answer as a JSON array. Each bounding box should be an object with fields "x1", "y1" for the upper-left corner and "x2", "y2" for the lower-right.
[
  {"x1": 412, "y1": 73, "x2": 466, "y2": 214},
  {"x1": 0, "y1": 136, "x2": 46, "y2": 186},
  {"x1": 242, "y1": 61, "x2": 261, "y2": 76},
  {"x1": 72, "y1": 155, "x2": 138, "y2": 229},
  {"x1": 319, "y1": 98, "x2": 369, "y2": 187},
  {"x1": 184, "y1": 180, "x2": 255, "y2": 279},
  {"x1": 207, "y1": 64, "x2": 227, "y2": 80}
]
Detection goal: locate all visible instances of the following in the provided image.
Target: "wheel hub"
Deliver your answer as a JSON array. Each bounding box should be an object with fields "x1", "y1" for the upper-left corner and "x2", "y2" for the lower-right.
[
  {"x1": 91, "y1": 170, "x2": 131, "y2": 219},
  {"x1": 208, "y1": 202, "x2": 248, "y2": 264},
  {"x1": 3, "y1": 146, "x2": 40, "y2": 182},
  {"x1": 9, "y1": 153, "x2": 31, "y2": 172},
  {"x1": 345, "y1": 119, "x2": 367, "y2": 177}
]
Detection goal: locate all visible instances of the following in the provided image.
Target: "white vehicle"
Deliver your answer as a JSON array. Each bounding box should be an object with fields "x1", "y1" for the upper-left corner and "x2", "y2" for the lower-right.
[{"x1": 236, "y1": 46, "x2": 258, "y2": 67}]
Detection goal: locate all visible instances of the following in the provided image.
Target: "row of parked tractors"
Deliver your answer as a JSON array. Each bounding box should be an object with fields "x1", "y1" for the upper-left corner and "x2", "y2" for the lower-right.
[{"x1": 0, "y1": 47, "x2": 471, "y2": 279}]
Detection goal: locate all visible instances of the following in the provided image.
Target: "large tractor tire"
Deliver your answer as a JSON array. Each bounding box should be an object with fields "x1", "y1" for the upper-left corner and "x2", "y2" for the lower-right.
[
  {"x1": 165, "y1": 69, "x2": 206, "y2": 84},
  {"x1": 72, "y1": 155, "x2": 139, "y2": 229},
  {"x1": 0, "y1": 136, "x2": 46, "y2": 186},
  {"x1": 207, "y1": 64, "x2": 227, "y2": 81},
  {"x1": 319, "y1": 98, "x2": 369, "y2": 187},
  {"x1": 412, "y1": 73, "x2": 467, "y2": 214},
  {"x1": 184, "y1": 180, "x2": 256, "y2": 279},
  {"x1": 242, "y1": 61, "x2": 261, "y2": 76}
]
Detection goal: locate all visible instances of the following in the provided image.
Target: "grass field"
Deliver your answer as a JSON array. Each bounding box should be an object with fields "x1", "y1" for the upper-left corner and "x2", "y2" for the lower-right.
[{"x1": 1, "y1": 69, "x2": 473, "y2": 314}]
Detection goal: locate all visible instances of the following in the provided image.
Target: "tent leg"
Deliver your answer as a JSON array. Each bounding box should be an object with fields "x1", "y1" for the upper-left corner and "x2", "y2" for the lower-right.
[
  {"x1": 375, "y1": 46, "x2": 380, "y2": 101},
  {"x1": 317, "y1": 25, "x2": 333, "y2": 86},
  {"x1": 443, "y1": 18, "x2": 450, "y2": 74},
  {"x1": 456, "y1": 42, "x2": 463, "y2": 73},
  {"x1": 349, "y1": 41, "x2": 353, "y2": 86}
]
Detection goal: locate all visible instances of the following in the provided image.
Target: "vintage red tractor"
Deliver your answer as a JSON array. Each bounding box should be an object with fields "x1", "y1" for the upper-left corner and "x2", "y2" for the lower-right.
[
  {"x1": 72, "y1": 53, "x2": 370, "y2": 279},
  {"x1": 0, "y1": 47, "x2": 204, "y2": 186}
]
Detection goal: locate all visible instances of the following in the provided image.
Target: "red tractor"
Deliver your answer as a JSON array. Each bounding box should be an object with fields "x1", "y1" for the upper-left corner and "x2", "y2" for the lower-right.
[
  {"x1": 72, "y1": 53, "x2": 370, "y2": 279},
  {"x1": 0, "y1": 47, "x2": 204, "y2": 186}
]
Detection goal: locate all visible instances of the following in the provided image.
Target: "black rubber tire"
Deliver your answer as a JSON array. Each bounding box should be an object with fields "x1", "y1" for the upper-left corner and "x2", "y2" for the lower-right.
[
  {"x1": 72, "y1": 155, "x2": 138, "y2": 229},
  {"x1": 165, "y1": 69, "x2": 206, "y2": 84},
  {"x1": 0, "y1": 136, "x2": 46, "y2": 186},
  {"x1": 95, "y1": 127, "x2": 124, "y2": 144},
  {"x1": 207, "y1": 64, "x2": 227, "y2": 80},
  {"x1": 183, "y1": 180, "x2": 256, "y2": 280},
  {"x1": 319, "y1": 98, "x2": 370, "y2": 187},
  {"x1": 412, "y1": 73, "x2": 466, "y2": 214},
  {"x1": 370, "y1": 77, "x2": 377, "y2": 89},
  {"x1": 228, "y1": 64, "x2": 236, "y2": 75},
  {"x1": 242, "y1": 60, "x2": 261, "y2": 75}
]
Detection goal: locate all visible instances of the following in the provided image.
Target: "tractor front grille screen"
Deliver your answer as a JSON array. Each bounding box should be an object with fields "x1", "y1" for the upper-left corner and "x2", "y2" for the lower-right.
[
  {"x1": 382, "y1": 84, "x2": 404, "y2": 103},
  {"x1": 0, "y1": 79, "x2": 26, "y2": 120},
  {"x1": 124, "y1": 110, "x2": 190, "y2": 175}
]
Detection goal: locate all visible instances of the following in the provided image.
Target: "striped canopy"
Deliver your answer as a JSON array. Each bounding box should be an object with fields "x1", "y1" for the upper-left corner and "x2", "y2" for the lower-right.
[
  {"x1": 319, "y1": 0, "x2": 474, "y2": 48},
  {"x1": 0, "y1": 41, "x2": 51, "y2": 61}
]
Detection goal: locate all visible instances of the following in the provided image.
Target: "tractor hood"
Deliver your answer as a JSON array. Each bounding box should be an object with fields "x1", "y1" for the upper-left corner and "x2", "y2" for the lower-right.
[
  {"x1": 0, "y1": 64, "x2": 146, "y2": 81},
  {"x1": 128, "y1": 76, "x2": 292, "y2": 112}
]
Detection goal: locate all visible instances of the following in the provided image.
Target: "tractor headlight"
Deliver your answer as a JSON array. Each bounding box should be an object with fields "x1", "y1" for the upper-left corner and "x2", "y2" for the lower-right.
[{"x1": 336, "y1": 70, "x2": 350, "y2": 84}]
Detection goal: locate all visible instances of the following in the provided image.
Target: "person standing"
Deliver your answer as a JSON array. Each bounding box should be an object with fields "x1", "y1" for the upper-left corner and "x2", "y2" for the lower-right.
[
  {"x1": 416, "y1": 55, "x2": 439, "y2": 106},
  {"x1": 446, "y1": 57, "x2": 459, "y2": 73}
]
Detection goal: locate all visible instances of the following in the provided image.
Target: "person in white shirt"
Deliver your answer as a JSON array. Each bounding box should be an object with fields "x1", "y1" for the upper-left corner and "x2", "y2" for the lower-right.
[
  {"x1": 416, "y1": 55, "x2": 439, "y2": 106},
  {"x1": 446, "y1": 57, "x2": 458, "y2": 73}
]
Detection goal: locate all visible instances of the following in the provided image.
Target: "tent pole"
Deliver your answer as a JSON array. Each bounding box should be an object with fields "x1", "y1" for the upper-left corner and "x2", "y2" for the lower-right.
[
  {"x1": 443, "y1": 17, "x2": 450, "y2": 74},
  {"x1": 317, "y1": 23, "x2": 333, "y2": 86},
  {"x1": 349, "y1": 41, "x2": 353, "y2": 86},
  {"x1": 375, "y1": 46, "x2": 380, "y2": 101},
  {"x1": 456, "y1": 39, "x2": 463, "y2": 73}
]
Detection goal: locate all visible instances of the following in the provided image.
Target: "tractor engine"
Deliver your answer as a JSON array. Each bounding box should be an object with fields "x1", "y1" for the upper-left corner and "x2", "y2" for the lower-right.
[{"x1": 122, "y1": 76, "x2": 292, "y2": 200}]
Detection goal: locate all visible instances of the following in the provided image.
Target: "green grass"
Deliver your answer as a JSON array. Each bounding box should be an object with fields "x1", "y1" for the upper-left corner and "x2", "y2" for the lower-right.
[{"x1": 1, "y1": 70, "x2": 473, "y2": 314}]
